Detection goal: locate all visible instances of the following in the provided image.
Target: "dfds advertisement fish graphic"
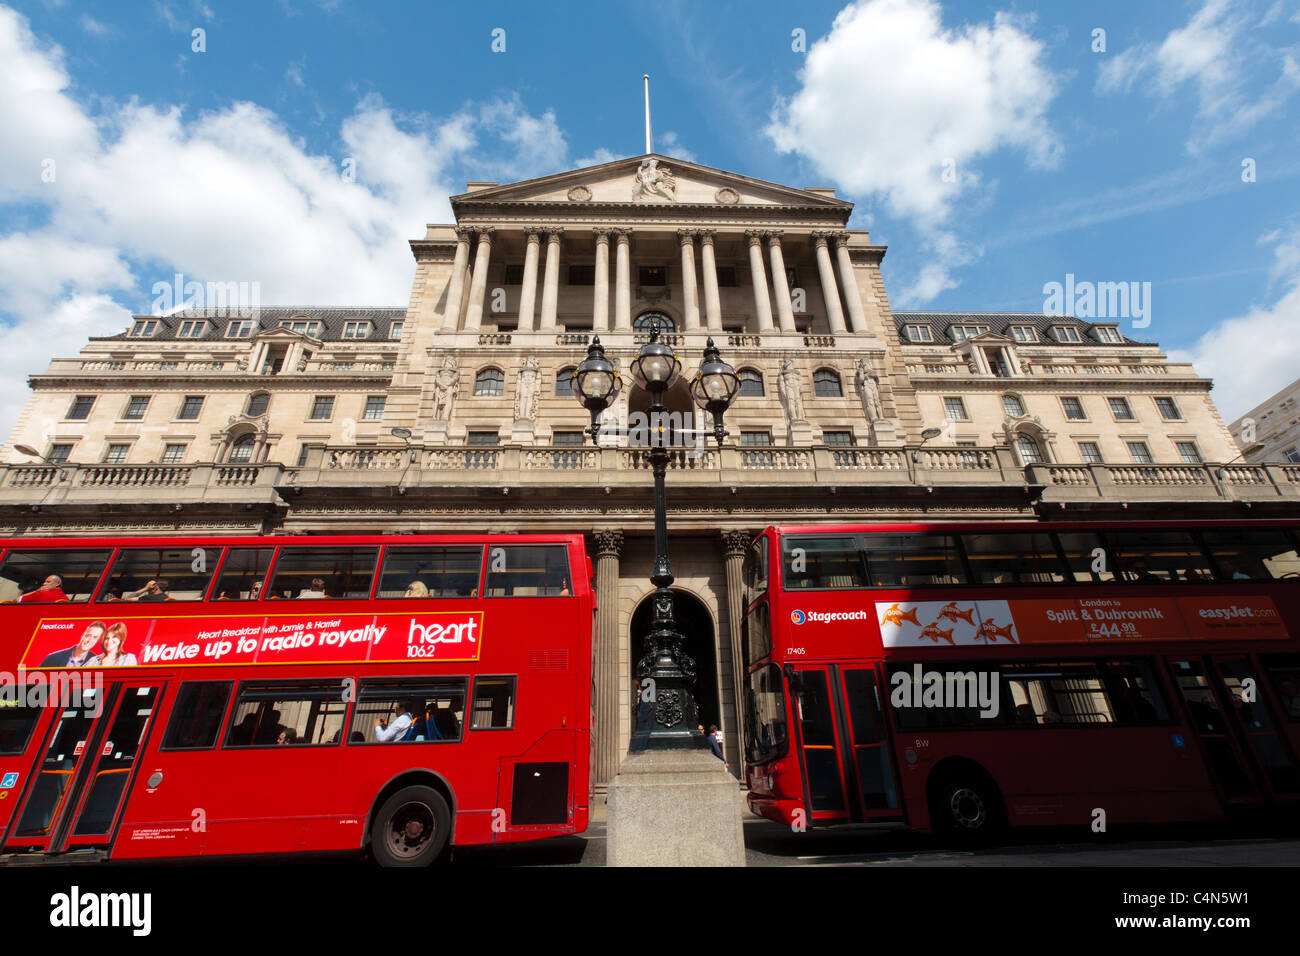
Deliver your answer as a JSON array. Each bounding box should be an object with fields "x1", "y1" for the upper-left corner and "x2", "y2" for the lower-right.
[{"x1": 875, "y1": 600, "x2": 1019, "y2": 647}]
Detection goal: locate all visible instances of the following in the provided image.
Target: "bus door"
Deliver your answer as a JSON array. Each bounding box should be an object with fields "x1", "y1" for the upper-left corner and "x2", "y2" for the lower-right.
[
  {"x1": 789, "y1": 664, "x2": 901, "y2": 824},
  {"x1": 1168, "y1": 657, "x2": 1300, "y2": 807},
  {"x1": 2, "y1": 680, "x2": 163, "y2": 856}
]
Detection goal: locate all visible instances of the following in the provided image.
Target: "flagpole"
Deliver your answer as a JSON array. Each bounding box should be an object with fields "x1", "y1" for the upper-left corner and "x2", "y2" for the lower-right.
[{"x1": 643, "y1": 74, "x2": 652, "y2": 154}]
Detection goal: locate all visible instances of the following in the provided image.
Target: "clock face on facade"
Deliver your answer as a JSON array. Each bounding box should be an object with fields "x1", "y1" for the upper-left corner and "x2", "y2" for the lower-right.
[{"x1": 633, "y1": 311, "x2": 675, "y2": 333}]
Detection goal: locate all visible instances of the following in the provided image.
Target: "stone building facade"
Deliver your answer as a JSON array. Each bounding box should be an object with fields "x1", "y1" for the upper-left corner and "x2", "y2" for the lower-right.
[
  {"x1": 4, "y1": 154, "x2": 1297, "y2": 783},
  {"x1": 1230, "y1": 377, "x2": 1300, "y2": 465}
]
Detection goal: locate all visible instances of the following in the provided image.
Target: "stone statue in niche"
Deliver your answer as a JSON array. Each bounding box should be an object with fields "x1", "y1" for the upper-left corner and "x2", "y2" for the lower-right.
[
  {"x1": 430, "y1": 355, "x2": 461, "y2": 422},
  {"x1": 777, "y1": 359, "x2": 806, "y2": 423},
  {"x1": 855, "y1": 358, "x2": 884, "y2": 423},
  {"x1": 632, "y1": 157, "x2": 677, "y2": 202},
  {"x1": 514, "y1": 356, "x2": 541, "y2": 421}
]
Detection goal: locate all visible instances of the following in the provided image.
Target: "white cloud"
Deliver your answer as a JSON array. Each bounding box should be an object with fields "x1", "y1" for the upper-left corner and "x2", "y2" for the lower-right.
[
  {"x1": 575, "y1": 147, "x2": 619, "y2": 168},
  {"x1": 0, "y1": 5, "x2": 575, "y2": 439},
  {"x1": 766, "y1": 0, "x2": 1060, "y2": 303},
  {"x1": 1096, "y1": 0, "x2": 1300, "y2": 149},
  {"x1": 1170, "y1": 227, "x2": 1300, "y2": 421},
  {"x1": 79, "y1": 15, "x2": 111, "y2": 35},
  {"x1": 658, "y1": 131, "x2": 696, "y2": 164}
]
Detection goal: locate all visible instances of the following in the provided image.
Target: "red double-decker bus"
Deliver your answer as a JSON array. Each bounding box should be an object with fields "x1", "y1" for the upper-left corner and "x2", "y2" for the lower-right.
[
  {"x1": 742, "y1": 520, "x2": 1300, "y2": 838},
  {"x1": 0, "y1": 533, "x2": 595, "y2": 865}
]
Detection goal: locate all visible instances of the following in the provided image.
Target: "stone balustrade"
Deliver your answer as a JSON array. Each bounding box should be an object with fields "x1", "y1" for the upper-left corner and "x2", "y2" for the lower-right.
[{"x1": 0, "y1": 461, "x2": 285, "y2": 507}]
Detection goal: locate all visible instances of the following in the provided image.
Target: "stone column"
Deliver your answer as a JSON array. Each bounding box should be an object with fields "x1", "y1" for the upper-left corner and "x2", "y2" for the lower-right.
[
  {"x1": 721, "y1": 529, "x2": 752, "y2": 777},
  {"x1": 745, "y1": 230, "x2": 775, "y2": 333},
  {"x1": 593, "y1": 529, "x2": 624, "y2": 785},
  {"x1": 699, "y1": 230, "x2": 722, "y2": 332},
  {"x1": 614, "y1": 229, "x2": 632, "y2": 331},
  {"x1": 593, "y1": 229, "x2": 611, "y2": 331},
  {"x1": 516, "y1": 228, "x2": 541, "y2": 332},
  {"x1": 539, "y1": 228, "x2": 564, "y2": 331},
  {"x1": 767, "y1": 232, "x2": 797, "y2": 333},
  {"x1": 679, "y1": 229, "x2": 701, "y2": 330},
  {"x1": 834, "y1": 233, "x2": 868, "y2": 333},
  {"x1": 812, "y1": 231, "x2": 846, "y2": 335},
  {"x1": 442, "y1": 226, "x2": 472, "y2": 330},
  {"x1": 464, "y1": 227, "x2": 495, "y2": 331}
]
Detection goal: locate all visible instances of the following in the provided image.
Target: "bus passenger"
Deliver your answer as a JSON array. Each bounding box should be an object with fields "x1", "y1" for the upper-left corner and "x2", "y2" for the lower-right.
[
  {"x1": 297, "y1": 578, "x2": 327, "y2": 599},
  {"x1": 250, "y1": 580, "x2": 263, "y2": 599},
  {"x1": 404, "y1": 581, "x2": 429, "y2": 598},
  {"x1": 128, "y1": 579, "x2": 170, "y2": 602},
  {"x1": 91, "y1": 622, "x2": 138, "y2": 666},
  {"x1": 20, "y1": 574, "x2": 68, "y2": 603},
  {"x1": 374, "y1": 701, "x2": 413, "y2": 742},
  {"x1": 276, "y1": 729, "x2": 298, "y2": 745}
]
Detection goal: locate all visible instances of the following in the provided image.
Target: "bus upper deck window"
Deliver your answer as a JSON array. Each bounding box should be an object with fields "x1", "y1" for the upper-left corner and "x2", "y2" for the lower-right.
[
  {"x1": 0, "y1": 548, "x2": 112, "y2": 604},
  {"x1": 378, "y1": 546, "x2": 483, "y2": 598},
  {"x1": 266, "y1": 547, "x2": 379, "y2": 600},
  {"x1": 484, "y1": 545, "x2": 570, "y2": 596},
  {"x1": 97, "y1": 547, "x2": 221, "y2": 602},
  {"x1": 781, "y1": 536, "x2": 865, "y2": 589}
]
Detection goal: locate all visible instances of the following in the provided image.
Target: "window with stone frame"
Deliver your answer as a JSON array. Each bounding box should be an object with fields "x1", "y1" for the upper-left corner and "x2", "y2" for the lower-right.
[
  {"x1": 67, "y1": 395, "x2": 95, "y2": 420},
  {"x1": 466, "y1": 431, "x2": 500, "y2": 446},
  {"x1": 474, "y1": 368, "x2": 505, "y2": 396},
  {"x1": 813, "y1": 369, "x2": 843, "y2": 397},
  {"x1": 822, "y1": 430, "x2": 854, "y2": 447},
  {"x1": 161, "y1": 443, "x2": 187, "y2": 464},
  {"x1": 1078, "y1": 441, "x2": 1104, "y2": 464},
  {"x1": 738, "y1": 369, "x2": 764, "y2": 397}
]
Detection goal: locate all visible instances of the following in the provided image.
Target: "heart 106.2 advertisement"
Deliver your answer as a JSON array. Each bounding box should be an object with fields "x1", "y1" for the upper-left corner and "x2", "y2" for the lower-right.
[{"x1": 22, "y1": 611, "x2": 483, "y2": 669}]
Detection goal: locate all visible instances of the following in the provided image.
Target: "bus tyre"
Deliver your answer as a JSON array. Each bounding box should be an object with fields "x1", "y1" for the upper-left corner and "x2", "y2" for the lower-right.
[
  {"x1": 931, "y1": 776, "x2": 1003, "y2": 842},
  {"x1": 370, "y1": 786, "x2": 451, "y2": 867}
]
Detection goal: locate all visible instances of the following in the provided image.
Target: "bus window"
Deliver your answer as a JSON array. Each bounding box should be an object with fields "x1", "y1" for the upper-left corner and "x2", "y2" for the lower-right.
[
  {"x1": 860, "y1": 533, "x2": 966, "y2": 587},
  {"x1": 1003, "y1": 662, "x2": 1113, "y2": 725},
  {"x1": 0, "y1": 695, "x2": 41, "y2": 755},
  {"x1": 266, "y1": 547, "x2": 378, "y2": 600},
  {"x1": 887, "y1": 662, "x2": 1005, "y2": 730},
  {"x1": 161, "y1": 682, "x2": 233, "y2": 750},
  {"x1": 1109, "y1": 531, "x2": 1215, "y2": 583},
  {"x1": 378, "y1": 546, "x2": 483, "y2": 598},
  {"x1": 1262, "y1": 656, "x2": 1300, "y2": 722},
  {"x1": 471, "y1": 676, "x2": 515, "y2": 729},
  {"x1": 781, "y1": 535, "x2": 865, "y2": 589},
  {"x1": 212, "y1": 548, "x2": 275, "y2": 601},
  {"x1": 1100, "y1": 660, "x2": 1169, "y2": 724},
  {"x1": 744, "y1": 664, "x2": 787, "y2": 764},
  {"x1": 484, "y1": 545, "x2": 570, "y2": 596},
  {"x1": 741, "y1": 538, "x2": 768, "y2": 606},
  {"x1": 0, "y1": 548, "x2": 112, "y2": 604},
  {"x1": 350, "y1": 679, "x2": 467, "y2": 743},
  {"x1": 962, "y1": 532, "x2": 1066, "y2": 584},
  {"x1": 743, "y1": 602, "x2": 771, "y2": 669},
  {"x1": 1055, "y1": 531, "x2": 1117, "y2": 583},
  {"x1": 1201, "y1": 530, "x2": 1300, "y2": 581},
  {"x1": 225, "y1": 683, "x2": 348, "y2": 747},
  {"x1": 97, "y1": 547, "x2": 221, "y2": 602}
]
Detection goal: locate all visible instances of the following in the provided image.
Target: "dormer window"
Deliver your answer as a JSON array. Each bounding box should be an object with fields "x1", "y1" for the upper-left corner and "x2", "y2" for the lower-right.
[
  {"x1": 342, "y1": 321, "x2": 371, "y2": 339},
  {"x1": 226, "y1": 320, "x2": 254, "y2": 338},
  {"x1": 177, "y1": 320, "x2": 207, "y2": 338},
  {"x1": 280, "y1": 319, "x2": 321, "y2": 336},
  {"x1": 950, "y1": 325, "x2": 989, "y2": 342},
  {"x1": 1094, "y1": 325, "x2": 1124, "y2": 344},
  {"x1": 388, "y1": 321, "x2": 404, "y2": 340},
  {"x1": 905, "y1": 324, "x2": 934, "y2": 342},
  {"x1": 1009, "y1": 325, "x2": 1037, "y2": 343},
  {"x1": 129, "y1": 320, "x2": 158, "y2": 337},
  {"x1": 1052, "y1": 325, "x2": 1082, "y2": 343}
]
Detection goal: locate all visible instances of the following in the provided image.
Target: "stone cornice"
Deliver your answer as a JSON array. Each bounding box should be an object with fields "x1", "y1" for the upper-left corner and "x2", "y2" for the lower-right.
[
  {"x1": 28, "y1": 373, "x2": 396, "y2": 390},
  {"x1": 451, "y1": 201, "x2": 850, "y2": 226}
]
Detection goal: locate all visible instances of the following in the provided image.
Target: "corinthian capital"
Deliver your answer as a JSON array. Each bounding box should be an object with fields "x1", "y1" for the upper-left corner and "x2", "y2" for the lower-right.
[
  {"x1": 721, "y1": 529, "x2": 753, "y2": 558},
  {"x1": 593, "y1": 529, "x2": 625, "y2": 558},
  {"x1": 744, "y1": 229, "x2": 765, "y2": 247}
]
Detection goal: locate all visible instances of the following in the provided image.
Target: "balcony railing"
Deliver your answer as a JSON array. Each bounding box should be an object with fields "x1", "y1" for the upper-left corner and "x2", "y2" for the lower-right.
[{"x1": 0, "y1": 461, "x2": 285, "y2": 507}]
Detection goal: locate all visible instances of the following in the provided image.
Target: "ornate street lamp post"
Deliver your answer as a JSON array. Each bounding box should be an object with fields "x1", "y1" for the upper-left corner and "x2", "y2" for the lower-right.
[{"x1": 572, "y1": 326, "x2": 738, "y2": 751}]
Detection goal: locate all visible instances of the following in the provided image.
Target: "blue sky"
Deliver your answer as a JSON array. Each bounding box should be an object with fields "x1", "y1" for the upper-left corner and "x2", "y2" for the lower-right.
[{"x1": 1, "y1": 0, "x2": 1298, "y2": 433}]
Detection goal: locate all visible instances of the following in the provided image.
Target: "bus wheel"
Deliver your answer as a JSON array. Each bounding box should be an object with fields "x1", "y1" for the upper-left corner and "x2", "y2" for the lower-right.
[
  {"x1": 370, "y1": 786, "x2": 451, "y2": 867},
  {"x1": 931, "y1": 776, "x2": 1003, "y2": 842}
]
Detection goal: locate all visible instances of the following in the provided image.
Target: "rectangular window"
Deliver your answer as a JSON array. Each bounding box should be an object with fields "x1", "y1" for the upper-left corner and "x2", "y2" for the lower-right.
[
  {"x1": 822, "y1": 431, "x2": 854, "y2": 446},
  {"x1": 47, "y1": 444, "x2": 73, "y2": 463},
  {"x1": 280, "y1": 320, "x2": 321, "y2": 336},
  {"x1": 1108, "y1": 397, "x2": 1135, "y2": 420},
  {"x1": 715, "y1": 266, "x2": 737, "y2": 287},
  {"x1": 349, "y1": 679, "x2": 467, "y2": 744},
  {"x1": 310, "y1": 396, "x2": 335, "y2": 420},
  {"x1": 784, "y1": 266, "x2": 799, "y2": 289},
  {"x1": 961, "y1": 532, "x2": 1066, "y2": 584},
  {"x1": 226, "y1": 320, "x2": 254, "y2": 338},
  {"x1": 1202, "y1": 530, "x2": 1300, "y2": 581},
  {"x1": 378, "y1": 545, "x2": 483, "y2": 598},
  {"x1": 639, "y1": 265, "x2": 666, "y2": 286},
  {"x1": 551, "y1": 431, "x2": 584, "y2": 446},
  {"x1": 1002, "y1": 394, "x2": 1025, "y2": 417},
  {"x1": 362, "y1": 396, "x2": 385, "y2": 420},
  {"x1": 0, "y1": 547, "x2": 112, "y2": 604},
  {"x1": 1109, "y1": 530, "x2": 1215, "y2": 582},
  {"x1": 99, "y1": 545, "x2": 222, "y2": 602},
  {"x1": 943, "y1": 397, "x2": 968, "y2": 420},
  {"x1": 161, "y1": 682, "x2": 233, "y2": 750},
  {"x1": 296, "y1": 445, "x2": 310, "y2": 467},
  {"x1": 67, "y1": 395, "x2": 95, "y2": 420},
  {"x1": 177, "y1": 320, "x2": 206, "y2": 338},
  {"x1": 484, "y1": 544, "x2": 571, "y2": 597},
  {"x1": 1061, "y1": 396, "x2": 1086, "y2": 420},
  {"x1": 212, "y1": 547, "x2": 275, "y2": 601},
  {"x1": 741, "y1": 431, "x2": 772, "y2": 447},
  {"x1": 1176, "y1": 441, "x2": 1202, "y2": 464},
  {"x1": 1126, "y1": 441, "x2": 1153, "y2": 464},
  {"x1": 1053, "y1": 325, "x2": 1082, "y2": 343},
  {"x1": 225, "y1": 682, "x2": 348, "y2": 747},
  {"x1": 466, "y1": 431, "x2": 499, "y2": 446},
  {"x1": 471, "y1": 677, "x2": 516, "y2": 729},
  {"x1": 745, "y1": 664, "x2": 787, "y2": 764},
  {"x1": 177, "y1": 396, "x2": 204, "y2": 420},
  {"x1": 905, "y1": 324, "x2": 934, "y2": 342},
  {"x1": 265, "y1": 546, "x2": 378, "y2": 600},
  {"x1": 859, "y1": 532, "x2": 967, "y2": 587},
  {"x1": 503, "y1": 264, "x2": 524, "y2": 285},
  {"x1": 1004, "y1": 662, "x2": 1114, "y2": 726},
  {"x1": 103, "y1": 444, "x2": 130, "y2": 464},
  {"x1": 342, "y1": 321, "x2": 371, "y2": 339},
  {"x1": 123, "y1": 396, "x2": 150, "y2": 420},
  {"x1": 388, "y1": 321, "x2": 404, "y2": 340},
  {"x1": 567, "y1": 264, "x2": 595, "y2": 285},
  {"x1": 781, "y1": 535, "x2": 867, "y2": 589},
  {"x1": 1010, "y1": 325, "x2": 1037, "y2": 343},
  {"x1": 888, "y1": 662, "x2": 1009, "y2": 730},
  {"x1": 1094, "y1": 326, "x2": 1124, "y2": 344},
  {"x1": 1155, "y1": 397, "x2": 1182, "y2": 420},
  {"x1": 129, "y1": 320, "x2": 158, "y2": 337},
  {"x1": 0, "y1": 697, "x2": 41, "y2": 757},
  {"x1": 1078, "y1": 441, "x2": 1103, "y2": 464},
  {"x1": 161, "y1": 443, "x2": 187, "y2": 464}
]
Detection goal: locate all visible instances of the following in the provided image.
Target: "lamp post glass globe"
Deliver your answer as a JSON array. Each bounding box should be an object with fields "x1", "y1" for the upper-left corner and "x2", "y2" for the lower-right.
[
  {"x1": 572, "y1": 337, "x2": 622, "y2": 443},
  {"x1": 689, "y1": 338, "x2": 739, "y2": 446}
]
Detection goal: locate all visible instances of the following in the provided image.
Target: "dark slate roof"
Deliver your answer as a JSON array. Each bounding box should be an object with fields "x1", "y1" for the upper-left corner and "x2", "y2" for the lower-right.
[
  {"x1": 97, "y1": 307, "x2": 407, "y2": 344},
  {"x1": 892, "y1": 312, "x2": 1152, "y2": 347}
]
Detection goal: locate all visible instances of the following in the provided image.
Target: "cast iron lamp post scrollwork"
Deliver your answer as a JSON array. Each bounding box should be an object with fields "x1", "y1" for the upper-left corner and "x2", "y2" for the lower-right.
[{"x1": 572, "y1": 323, "x2": 738, "y2": 751}]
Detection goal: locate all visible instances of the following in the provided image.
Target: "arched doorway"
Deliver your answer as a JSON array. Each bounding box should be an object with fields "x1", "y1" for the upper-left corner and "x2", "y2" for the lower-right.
[{"x1": 629, "y1": 588, "x2": 720, "y2": 735}]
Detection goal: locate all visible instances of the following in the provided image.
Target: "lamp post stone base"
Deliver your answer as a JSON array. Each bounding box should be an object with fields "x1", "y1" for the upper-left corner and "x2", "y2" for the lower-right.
[{"x1": 606, "y1": 749, "x2": 746, "y2": 866}]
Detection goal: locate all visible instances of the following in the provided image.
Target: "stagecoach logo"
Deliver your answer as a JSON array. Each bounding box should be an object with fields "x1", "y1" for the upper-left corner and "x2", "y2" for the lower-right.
[{"x1": 790, "y1": 610, "x2": 806, "y2": 625}]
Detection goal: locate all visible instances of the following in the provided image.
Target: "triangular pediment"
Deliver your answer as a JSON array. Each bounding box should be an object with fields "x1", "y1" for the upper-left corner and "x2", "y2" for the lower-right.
[
  {"x1": 962, "y1": 331, "x2": 1013, "y2": 346},
  {"x1": 451, "y1": 154, "x2": 851, "y2": 209},
  {"x1": 254, "y1": 326, "x2": 320, "y2": 345}
]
